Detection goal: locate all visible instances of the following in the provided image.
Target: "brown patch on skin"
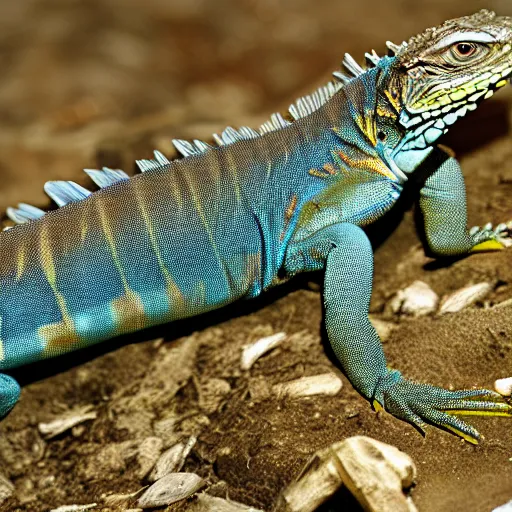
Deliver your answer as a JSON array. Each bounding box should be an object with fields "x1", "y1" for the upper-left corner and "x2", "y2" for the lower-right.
[
  {"x1": 280, "y1": 194, "x2": 298, "y2": 241},
  {"x1": 40, "y1": 320, "x2": 81, "y2": 357},
  {"x1": 111, "y1": 290, "x2": 147, "y2": 335},
  {"x1": 165, "y1": 279, "x2": 187, "y2": 319},
  {"x1": 322, "y1": 163, "x2": 338, "y2": 175},
  {"x1": 334, "y1": 149, "x2": 397, "y2": 181},
  {"x1": 308, "y1": 163, "x2": 338, "y2": 179},
  {"x1": 308, "y1": 168, "x2": 329, "y2": 179}
]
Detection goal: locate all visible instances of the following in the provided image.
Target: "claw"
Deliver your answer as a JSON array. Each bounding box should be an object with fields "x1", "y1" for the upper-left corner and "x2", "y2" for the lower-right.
[
  {"x1": 435, "y1": 415, "x2": 481, "y2": 445},
  {"x1": 471, "y1": 239, "x2": 506, "y2": 252},
  {"x1": 378, "y1": 375, "x2": 511, "y2": 443},
  {"x1": 470, "y1": 221, "x2": 512, "y2": 251}
]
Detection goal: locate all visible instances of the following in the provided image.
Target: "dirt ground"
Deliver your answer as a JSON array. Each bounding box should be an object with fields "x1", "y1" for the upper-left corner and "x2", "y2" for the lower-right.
[{"x1": 1, "y1": 0, "x2": 512, "y2": 511}]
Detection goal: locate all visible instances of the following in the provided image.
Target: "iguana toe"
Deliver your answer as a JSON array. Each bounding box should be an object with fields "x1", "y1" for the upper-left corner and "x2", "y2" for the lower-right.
[{"x1": 375, "y1": 375, "x2": 512, "y2": 444}]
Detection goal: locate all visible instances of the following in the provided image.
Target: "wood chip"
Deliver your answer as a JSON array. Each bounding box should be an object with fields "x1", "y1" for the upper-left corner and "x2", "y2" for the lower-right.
[
  {"x1": 272, "y1": 373, "x2": 342, "y2": 398},
  {"x1": 38, "y1": 406, "x2": 97, "y2": 439},
  {"x1": 438, "y1": 282, "x2": 492, "y2": 315},
  {"x1": 137, "y1": 473, "x2": 205, "y2": 508},
  {"x1": 275, "y1": 436, "x2": 417, "y2": 512},
  {"x1": 148, "y1": 436, "x2": 197, "y2": 482},
  {"x1": 495, "y1": 377, "x2": 512, "y2": 396},
  {"x1": 241, "y1": 332, "x2": 287, "y2": 370},
  {"x1": 49, "y1": 504, "x2": 97, "y2": 512}
]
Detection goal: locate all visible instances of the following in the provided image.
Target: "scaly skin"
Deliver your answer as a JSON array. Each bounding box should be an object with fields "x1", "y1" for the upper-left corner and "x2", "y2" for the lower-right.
[{"x1": 0, "y1": 10, "x2": 511, "y2": 443}]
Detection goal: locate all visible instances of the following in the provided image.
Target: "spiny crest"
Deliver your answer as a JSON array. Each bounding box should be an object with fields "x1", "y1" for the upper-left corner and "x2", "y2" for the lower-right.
[
  {"x1": 5, "y1": 46, "x2": 387, "y2": 227},
  {"x1": 5, "y1": 168, "x2": 130, "y2": 227}
]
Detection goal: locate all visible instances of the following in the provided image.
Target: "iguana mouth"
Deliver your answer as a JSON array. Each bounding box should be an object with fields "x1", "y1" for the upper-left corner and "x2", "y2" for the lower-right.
[{"x1": 397, "y1": 65, "x2": 512, "y2": 153}]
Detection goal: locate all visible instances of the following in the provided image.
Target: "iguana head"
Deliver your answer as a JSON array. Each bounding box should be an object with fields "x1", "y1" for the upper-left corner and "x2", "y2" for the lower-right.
[{"x1": 384, "y1": 10, "x2": 512, "y2": 172}]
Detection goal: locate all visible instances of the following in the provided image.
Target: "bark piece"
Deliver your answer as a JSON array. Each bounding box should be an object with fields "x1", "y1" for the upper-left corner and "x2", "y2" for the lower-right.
[
  {"x1": 272, "y1": 373, "x2": 342, "y2": 398},
  {"x1": 439, "y1": 282, "x2": 492, "y2": 314},
  {"x1": 276, "y1": 436, "x2": 417, "y2": 512}
]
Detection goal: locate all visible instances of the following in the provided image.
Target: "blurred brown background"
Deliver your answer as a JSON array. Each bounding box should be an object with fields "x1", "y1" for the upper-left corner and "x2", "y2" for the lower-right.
[{"x1": 0, "y1": 0, "x2": 511, "y2": 211}]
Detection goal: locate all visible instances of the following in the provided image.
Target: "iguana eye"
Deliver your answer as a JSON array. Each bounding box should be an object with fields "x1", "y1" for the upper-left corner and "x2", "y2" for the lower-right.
[{"x1": 451, "y1": 42, "x2": 477, "y2": 59}]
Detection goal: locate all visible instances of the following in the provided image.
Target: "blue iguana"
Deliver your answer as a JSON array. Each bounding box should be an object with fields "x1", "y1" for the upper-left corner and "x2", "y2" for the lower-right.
[{"x1": 1, "y1": 9, "x2": 511, "y2": 443}]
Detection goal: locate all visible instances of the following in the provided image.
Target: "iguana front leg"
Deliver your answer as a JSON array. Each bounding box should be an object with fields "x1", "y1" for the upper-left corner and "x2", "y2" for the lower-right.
[
  {"x1": 285, "y1": 222, "x2": 511, "y2": 443},
  {"x1": 419, "y1": 147, "x2": 511, "y2": 256}
]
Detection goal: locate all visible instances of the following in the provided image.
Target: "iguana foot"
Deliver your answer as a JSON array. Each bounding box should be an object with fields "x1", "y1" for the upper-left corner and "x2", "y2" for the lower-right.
[
  {"x1": 470, "y1": 221, "x2": 512, "y2": 251},
  {"x1": 373, "y1": 370, "x2": 512, "y2": 444}
]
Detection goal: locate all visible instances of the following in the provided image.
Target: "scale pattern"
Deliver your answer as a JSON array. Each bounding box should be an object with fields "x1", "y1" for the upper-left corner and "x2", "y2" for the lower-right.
[{"x1": 0, "y1": 10, "x2": 511, "y2": 442}]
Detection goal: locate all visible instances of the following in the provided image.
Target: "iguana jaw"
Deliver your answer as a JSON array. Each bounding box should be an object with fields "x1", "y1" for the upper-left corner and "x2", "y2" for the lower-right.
[{"x1": 387, "y1": 10, "x2": 512, "y2": 173}]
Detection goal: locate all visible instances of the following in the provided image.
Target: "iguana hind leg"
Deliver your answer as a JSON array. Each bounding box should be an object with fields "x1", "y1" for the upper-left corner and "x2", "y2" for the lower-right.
[{"x1": 285, "y1": 222, "x2": 512, "y2": 443}]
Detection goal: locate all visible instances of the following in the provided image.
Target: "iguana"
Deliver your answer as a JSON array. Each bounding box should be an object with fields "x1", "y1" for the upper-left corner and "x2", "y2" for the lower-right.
[{"x1": 1, "y1": 9, "x2": 511, "y2": 444}]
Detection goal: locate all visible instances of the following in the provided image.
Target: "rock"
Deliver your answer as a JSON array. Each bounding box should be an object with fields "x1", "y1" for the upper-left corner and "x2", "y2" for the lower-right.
[
  {"x1": 389, "y1": 281, "x2": 438, "y2": 317},
  {"x1": 275, "y1": 436, "x2": 417, "y2": 512},
  {"x1": 137, "y1": 473, "x2": 205, "y2": 508},
  {"x1": 495, "y1": 377, "x2": 512, "y2": 396}
]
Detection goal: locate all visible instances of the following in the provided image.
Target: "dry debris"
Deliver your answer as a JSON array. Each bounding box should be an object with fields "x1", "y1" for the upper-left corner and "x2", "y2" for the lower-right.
[
  {"x1": 272, "y1": 373, "x2": 342, "y2": 398},
  {"x1": 275, "y1": 436, "x2": 417, "y2": 512},
  {"x1": 136, "y1": 437, "x2": 164, "y2": 479},
  {"x1": 184, "y1": 494, "x2": 264, "y2": 511},
  {"x1": 241, "y1": 332, "x2": 287, "y2": 370},
  {"x1": 438, "y1": 282, "x2": 493, "y2": 315},
  {"x1": 148, "y1": 436, "x2": 197, "y2": 482},
  {"x1": 198, "y1": 378, "x2": 232, "y2": 413},
  {"x1": 38, "y1": 406, "x2": 97, "y2": 439},
  {"x1": 389, "y1": 281, "x2": 438, "y2": 317},
  {"x1": 48, "y1": 504, "x2": 97, "y2": 512},
  {"x1": 137, "y1": 472, "x2": 206, "y2": 508},
  {"x1": 0, "y1": 473, "x2": 15, "y2": 504}
]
